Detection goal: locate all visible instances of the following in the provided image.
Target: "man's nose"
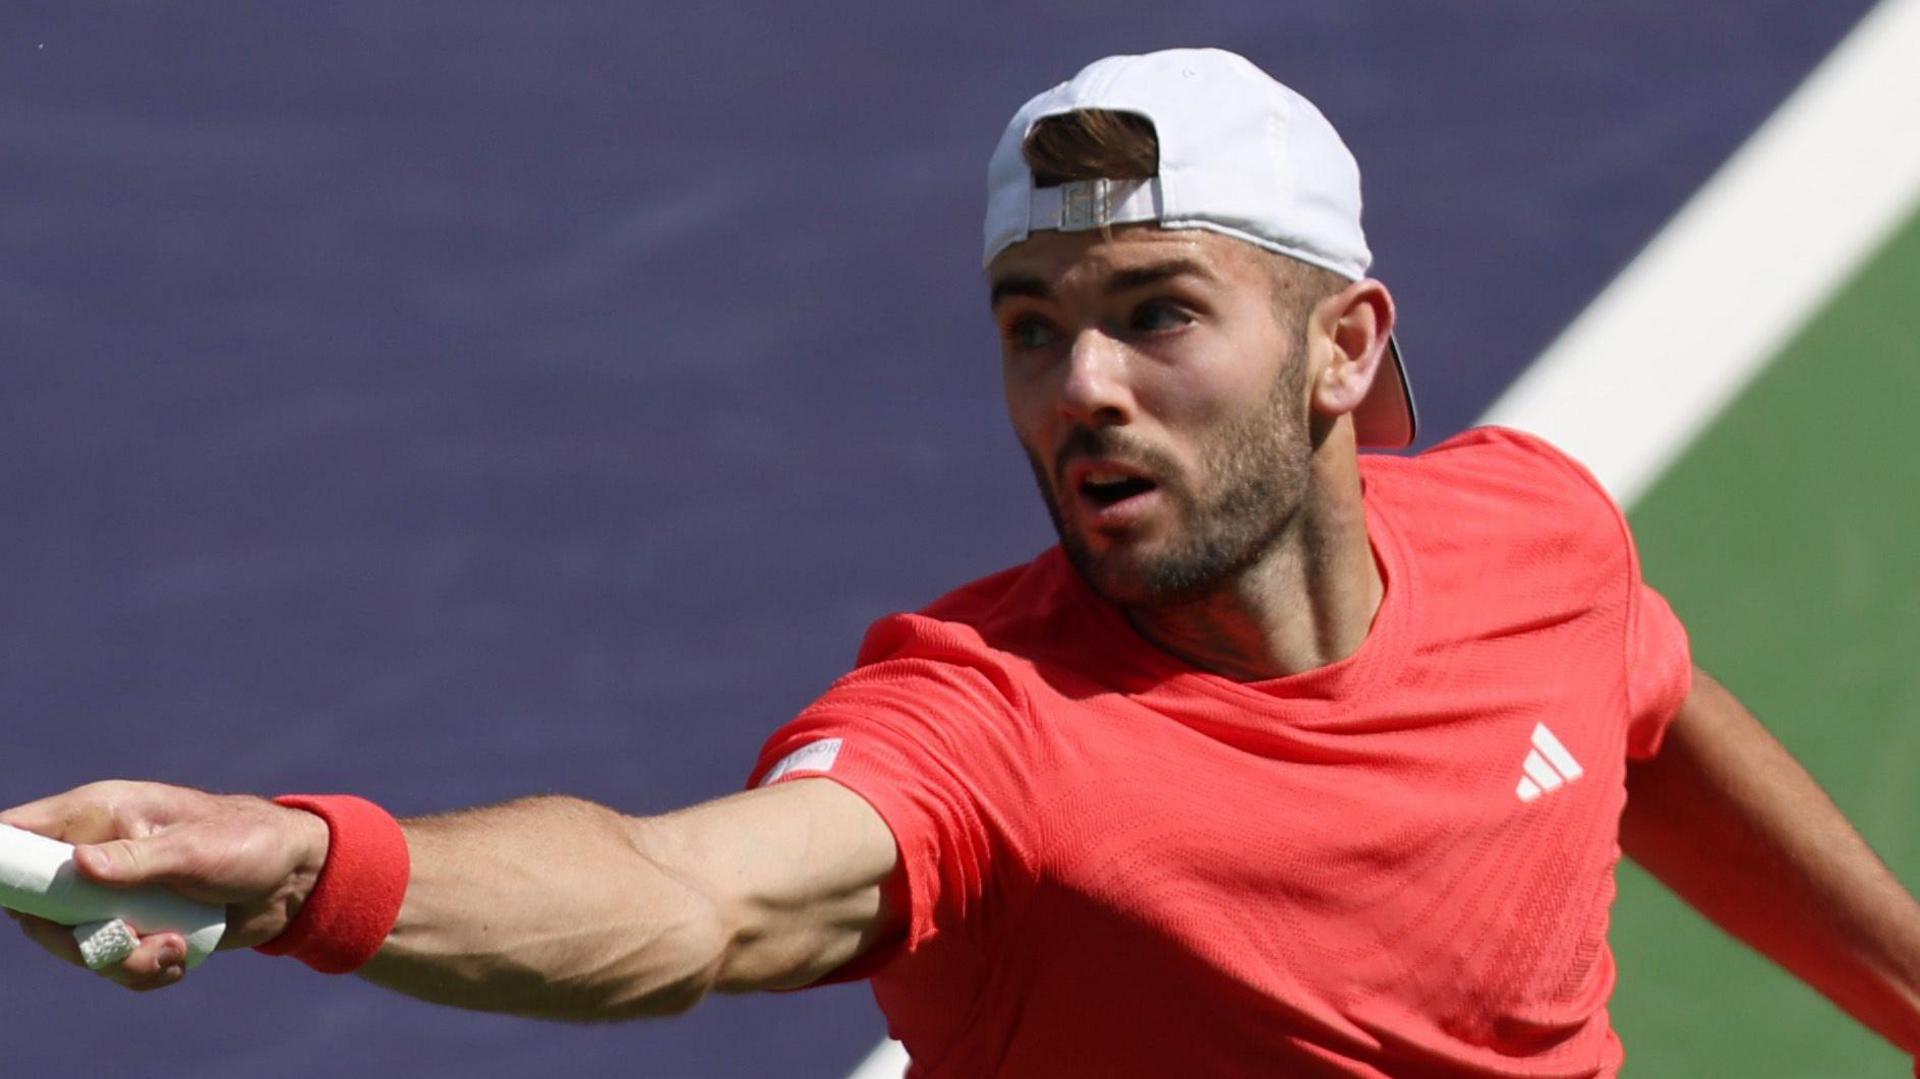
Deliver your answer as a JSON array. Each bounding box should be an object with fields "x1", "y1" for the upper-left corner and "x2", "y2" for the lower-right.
[{"x1": 1058, "y1": 329, "x2": 1134, "y2": 427}]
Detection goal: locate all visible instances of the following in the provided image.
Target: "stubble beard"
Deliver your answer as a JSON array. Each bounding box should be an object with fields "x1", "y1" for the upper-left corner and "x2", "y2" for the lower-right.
[{"x1": 1030, "y1": 352, "x2": 1313, "y2": 610}]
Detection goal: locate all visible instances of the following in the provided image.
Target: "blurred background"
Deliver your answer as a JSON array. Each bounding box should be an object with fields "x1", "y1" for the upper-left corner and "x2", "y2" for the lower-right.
[{"x1": 4, "y1": 2, "x2": 1915, "y2": 1075}]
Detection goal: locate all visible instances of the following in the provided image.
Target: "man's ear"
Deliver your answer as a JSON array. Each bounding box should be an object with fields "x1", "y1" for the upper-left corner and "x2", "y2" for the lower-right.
[{"x1": 1309, "y1": 278, "x2": 1396, "y2": 419}]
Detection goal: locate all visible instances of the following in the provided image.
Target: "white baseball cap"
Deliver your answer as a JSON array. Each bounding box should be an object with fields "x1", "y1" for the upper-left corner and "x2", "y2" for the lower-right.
[{"x1": 984, "y1": 48, "x2": 1417, "y2": 449}]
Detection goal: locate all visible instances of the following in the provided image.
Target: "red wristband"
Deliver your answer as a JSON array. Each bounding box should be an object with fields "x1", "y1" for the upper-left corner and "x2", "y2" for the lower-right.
[{"x1": 254, "y1": 794, "x2": 411, "y2": 974}]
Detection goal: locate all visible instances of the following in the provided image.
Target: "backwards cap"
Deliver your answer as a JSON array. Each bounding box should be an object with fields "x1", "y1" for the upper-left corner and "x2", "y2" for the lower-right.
[{"x1": 983, "y1": 48, "x2": 1416, "y2": 449}]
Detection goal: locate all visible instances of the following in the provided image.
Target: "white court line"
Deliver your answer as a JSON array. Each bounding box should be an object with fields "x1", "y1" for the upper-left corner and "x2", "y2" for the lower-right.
[
  {"x1": 846, "y1": 1038, "x2": 911, "y2": 1079},
  {"x1": 1482, "y1": 0, "x2": 1920, "y2": 506},
  {"x1": 847, "y1": 2, "x2": 1920, "y2": 1074}
]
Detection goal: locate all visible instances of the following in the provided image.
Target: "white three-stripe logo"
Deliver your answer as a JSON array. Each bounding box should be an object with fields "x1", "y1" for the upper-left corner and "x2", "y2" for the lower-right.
[{"x1": 1515, "y1": 723, "x2": 1584, "y2": 803}]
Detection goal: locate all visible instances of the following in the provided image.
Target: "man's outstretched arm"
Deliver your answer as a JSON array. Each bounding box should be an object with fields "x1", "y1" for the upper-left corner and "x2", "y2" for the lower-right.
[
  {"x1": 2, "y1": 777, "x2": 901, "y2": 1018},
  {"x1": 1621, "y1": 666, "x2": 1920, "y2": 1054}
]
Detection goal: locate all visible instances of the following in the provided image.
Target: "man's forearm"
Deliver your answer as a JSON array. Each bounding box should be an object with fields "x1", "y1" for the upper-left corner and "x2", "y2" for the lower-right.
[
  {"x1": 361, "y1": 796, "x2": 728, "y2": 1021},
  {"x1": 4, "y1": 777, "x2": 896, "y2": 1005},
  {"x1": 1621, "y1": 668, "x2": 1920, "y2": 1053}
]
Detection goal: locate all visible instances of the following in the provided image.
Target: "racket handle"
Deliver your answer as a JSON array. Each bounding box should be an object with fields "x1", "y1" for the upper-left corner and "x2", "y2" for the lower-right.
[{"x1": 0, "y1": 823, "x2": 226, "y2": 967}]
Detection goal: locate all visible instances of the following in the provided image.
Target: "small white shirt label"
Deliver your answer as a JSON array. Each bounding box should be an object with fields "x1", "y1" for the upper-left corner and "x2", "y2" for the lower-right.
[{"x1": 759, "y1": 738, "x2": 844, "y2": 787}]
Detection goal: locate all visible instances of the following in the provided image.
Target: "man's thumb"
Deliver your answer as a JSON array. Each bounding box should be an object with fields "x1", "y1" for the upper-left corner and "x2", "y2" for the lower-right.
[{"x1": 74, "y1": 836, "x2": 179, "y2": 886}]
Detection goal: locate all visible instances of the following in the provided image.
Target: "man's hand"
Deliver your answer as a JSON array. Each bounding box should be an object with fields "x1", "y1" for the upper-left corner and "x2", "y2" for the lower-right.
[{"x1": 1, "y1": 781, "x2": 330, "y2": 991}]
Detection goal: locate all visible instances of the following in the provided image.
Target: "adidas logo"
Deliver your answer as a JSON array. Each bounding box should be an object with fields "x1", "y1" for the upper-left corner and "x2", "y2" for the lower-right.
[{"x1": 1515, "y1": 723, "x2": 1584, "y2": 803}]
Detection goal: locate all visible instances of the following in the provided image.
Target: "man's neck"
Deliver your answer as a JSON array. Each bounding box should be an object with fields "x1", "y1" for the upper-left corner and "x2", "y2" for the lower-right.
[{"x1": 1122, "y1": 452, "x2": 1381, "y2": 683}]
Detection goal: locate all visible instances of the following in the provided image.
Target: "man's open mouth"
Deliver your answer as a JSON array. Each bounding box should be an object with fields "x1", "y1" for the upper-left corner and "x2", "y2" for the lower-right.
[{"x1": 1079, "y1": 470, "x2": 1158, "y2": 509}]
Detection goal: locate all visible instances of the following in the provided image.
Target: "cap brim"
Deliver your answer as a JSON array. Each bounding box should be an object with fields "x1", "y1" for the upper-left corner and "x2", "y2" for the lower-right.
[{"x1": 1352, "y1": 334, "x2": 1417, "y2": 449}]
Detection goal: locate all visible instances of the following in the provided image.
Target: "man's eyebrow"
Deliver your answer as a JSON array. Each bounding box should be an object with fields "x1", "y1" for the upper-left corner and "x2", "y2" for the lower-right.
[
  {"x1": 988, "y1": 259, "x2": 1213, "y2": 309},
  {"x1": 1103, "y1": 259, "x2": 1212, "y2": 295},
  {"x1": 989, "y1": 275, "x2": 1050, "y2": 308}
]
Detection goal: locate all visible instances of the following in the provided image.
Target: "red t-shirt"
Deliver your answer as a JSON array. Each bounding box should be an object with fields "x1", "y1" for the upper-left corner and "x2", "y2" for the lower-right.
[{"x1": 748, "y1": 427, "x2": 1692, "y2": 1078}]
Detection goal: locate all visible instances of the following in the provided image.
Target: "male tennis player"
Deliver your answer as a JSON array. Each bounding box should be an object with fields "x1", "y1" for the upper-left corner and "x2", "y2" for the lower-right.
[{"x1": 8, "y1": 48, "x2": 1920, "y2": 1076}]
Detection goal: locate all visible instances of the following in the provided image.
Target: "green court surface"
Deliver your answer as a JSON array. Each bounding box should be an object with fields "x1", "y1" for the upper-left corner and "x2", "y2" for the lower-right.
[{"x1": 1614, "y1": 199, "x2": 1920, "y2": 1074}]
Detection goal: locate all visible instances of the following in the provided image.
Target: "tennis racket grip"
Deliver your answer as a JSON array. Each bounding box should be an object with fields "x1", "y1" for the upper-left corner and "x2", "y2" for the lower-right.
[{"x1": 0, "y1": 822, "x2": 226, "y2": 967}]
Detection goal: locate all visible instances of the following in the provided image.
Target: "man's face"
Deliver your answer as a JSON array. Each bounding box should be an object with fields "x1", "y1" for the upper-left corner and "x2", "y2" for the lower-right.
[{"x1": 990, "y1": 226, "x2": 1318, "y2": 608}]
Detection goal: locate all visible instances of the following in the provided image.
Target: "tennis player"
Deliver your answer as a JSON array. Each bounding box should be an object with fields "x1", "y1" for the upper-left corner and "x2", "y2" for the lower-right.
[{"x1": 8, "y1": 48, "x2": 1920, "y2": 1077}]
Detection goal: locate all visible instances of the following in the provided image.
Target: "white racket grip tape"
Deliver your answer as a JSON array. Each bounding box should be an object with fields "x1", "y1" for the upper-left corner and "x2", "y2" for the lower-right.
[{"x1": 0, "y1": 823, "x2": 225, "y2": 968}]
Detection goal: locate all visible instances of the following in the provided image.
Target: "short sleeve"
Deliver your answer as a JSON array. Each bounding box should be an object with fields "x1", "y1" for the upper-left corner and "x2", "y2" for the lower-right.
[
  {"x1": 1625, "y1": 581, "x2": 1692, "y2": 759},
  {"x1": 747, "y1": 621, "x2": 1038, "y2": 973},
  {"x1": 1467, "y1": 427, "x2": 1694, "y2": 759}
]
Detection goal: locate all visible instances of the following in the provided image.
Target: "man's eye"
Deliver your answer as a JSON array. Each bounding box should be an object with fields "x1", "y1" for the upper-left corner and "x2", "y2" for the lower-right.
[
  {"x1": 1131, "y1": 301, "x2": 1192, "y2": 333},
  {"x1": 1004, "y1": 316, "x2": 1058, "y2": 350}
]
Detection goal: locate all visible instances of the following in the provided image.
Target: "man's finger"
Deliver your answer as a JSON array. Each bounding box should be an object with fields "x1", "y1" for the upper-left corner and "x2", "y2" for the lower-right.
[
  {"x1": 1, "y1": 782, "x2": 142, "y2": 844},
  {"x1": 108, "y1": 932, "x2": 189, "y2": 992},
  {"x1": 14, "y1": 915, "x2": 189, "y2": 991},
  {"x1": 0, "y1": 795, "x2": 85, "y2": 839}
]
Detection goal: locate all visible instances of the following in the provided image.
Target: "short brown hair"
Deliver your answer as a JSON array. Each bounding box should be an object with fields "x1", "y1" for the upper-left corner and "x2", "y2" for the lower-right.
[{"x1": 1021, "y1": 109, "x2": 1159, "y2": 187}]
